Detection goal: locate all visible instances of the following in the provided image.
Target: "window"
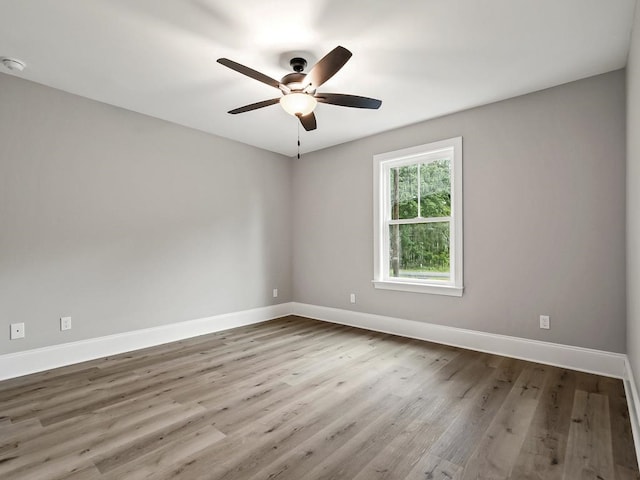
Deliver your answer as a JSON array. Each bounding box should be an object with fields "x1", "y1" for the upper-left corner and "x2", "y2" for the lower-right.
[{"x1": 373, "y1": 137, "x2": 463, "y2": 296}]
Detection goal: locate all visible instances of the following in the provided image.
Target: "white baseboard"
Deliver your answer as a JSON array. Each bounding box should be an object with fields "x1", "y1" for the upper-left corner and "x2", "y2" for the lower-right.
[
  {"x1": 0, "y1": 303, "x2": 293, "y2": 381},
  {"x1": 624, "y1": 359, "x2": 640, "y2": 468},
  {"x1": 0, "y1": 301, "x2": 628, "y2": 383},
  {"x1": 291, "y1": 302, "x2": 627, "y2": 379}
]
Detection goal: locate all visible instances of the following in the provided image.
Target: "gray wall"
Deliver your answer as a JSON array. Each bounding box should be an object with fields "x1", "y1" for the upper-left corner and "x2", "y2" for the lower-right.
[
  {"x1": 0, "y1": 67, "x2": 627, "y2": 356},
  {"x1": 0, "y1": 73, "x2": 292, "y2": 354},
  {"x1": 293, "y1": 70, "x2": 626, "y2": 353},
  {"x1": 628, "y1": 7, "x2": 640, "y2": 384}
]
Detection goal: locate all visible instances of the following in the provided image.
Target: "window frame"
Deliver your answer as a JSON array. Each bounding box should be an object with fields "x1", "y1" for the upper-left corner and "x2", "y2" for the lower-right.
[{"x1": 373, "y1": 136, "x2": 463, "y2": 296}]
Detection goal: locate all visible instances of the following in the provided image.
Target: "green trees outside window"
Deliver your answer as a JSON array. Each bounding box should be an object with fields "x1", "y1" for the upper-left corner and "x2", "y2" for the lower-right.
[{"x1": 389, "y1": 159, "x2": 451, "y2": 279}]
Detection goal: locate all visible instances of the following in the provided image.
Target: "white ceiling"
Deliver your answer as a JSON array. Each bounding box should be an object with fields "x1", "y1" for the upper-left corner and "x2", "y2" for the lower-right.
[{"x1": 0, "y1": 0, "x2": 636, "y2": 157}]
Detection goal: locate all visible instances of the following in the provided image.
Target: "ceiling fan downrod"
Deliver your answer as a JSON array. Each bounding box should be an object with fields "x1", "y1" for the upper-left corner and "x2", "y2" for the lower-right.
[{"x1": 289, "y1": 57, "x2": 307, "y2": 73}]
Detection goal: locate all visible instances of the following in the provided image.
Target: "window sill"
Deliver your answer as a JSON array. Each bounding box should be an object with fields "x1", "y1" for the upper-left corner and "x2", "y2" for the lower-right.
[{"x1": 372, "y1": 280, "x2": 464, "y2": 297}]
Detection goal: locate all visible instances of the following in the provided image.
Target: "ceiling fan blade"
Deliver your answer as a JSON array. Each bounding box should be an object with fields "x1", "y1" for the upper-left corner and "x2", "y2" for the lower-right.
[
  {"x1": 298, "y1": 112, "x2": 317, "y2": 131},
  {"x1": 228, "y1": 98, "x2": 281, "y2": 114},
  {"x1": 316, "y1": 93, "x2": 382, "y2": 109},
  {"x1": 304, "y1": 46, "x2": 352, "y2": 89},
  {"x1": 217, "y1": 58, "x2": 282, "y2": 90}
]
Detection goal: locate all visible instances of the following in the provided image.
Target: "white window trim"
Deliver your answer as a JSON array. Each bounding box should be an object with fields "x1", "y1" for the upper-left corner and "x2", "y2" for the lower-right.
[{"x1": 372, "y1": 137, "x2": 463, "y2": 296}]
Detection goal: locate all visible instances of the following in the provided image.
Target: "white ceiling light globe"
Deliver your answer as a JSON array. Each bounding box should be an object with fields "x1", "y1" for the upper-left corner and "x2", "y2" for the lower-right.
[{"x1": 280, "y1": 92, "x2": 317, "y2": 116}]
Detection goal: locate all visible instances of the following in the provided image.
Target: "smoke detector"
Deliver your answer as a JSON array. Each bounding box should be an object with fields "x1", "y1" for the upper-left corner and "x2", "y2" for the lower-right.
[{"x1": 1, "y1": 57, "x2": 26, "y2": 72}]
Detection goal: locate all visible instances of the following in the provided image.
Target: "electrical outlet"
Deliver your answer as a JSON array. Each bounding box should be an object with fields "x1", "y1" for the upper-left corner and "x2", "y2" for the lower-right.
[
  {"x1": 350, "y1": 293, "x2": 356, "y2": 304},
  {"x1": 273, "y1": 288, "x2": 278, "y2": 298},
  {"x1": 60, "y1": 316, "x2": 72, "y2": 331},
  {"x1": 539, "y1": 315, "x2": 550, "y2": 330},
  {"x1": 10, "y1": 323, "x2": 25, "y2": 340}
]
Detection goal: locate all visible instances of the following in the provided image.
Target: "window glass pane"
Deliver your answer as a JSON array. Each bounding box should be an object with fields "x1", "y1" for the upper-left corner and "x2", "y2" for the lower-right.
[
  {"x1": 388, "y1": 222, "x2": 450, "y2": 281},
  {"x1": 420, "y1": 159, "x2": 451, "y2": 217},
  {"x1": 390, "y1": 165, "x2": 418, "y2": 219}
]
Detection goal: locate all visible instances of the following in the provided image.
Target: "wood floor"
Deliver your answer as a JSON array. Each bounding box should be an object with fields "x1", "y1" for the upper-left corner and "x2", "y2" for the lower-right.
[{"x1": 0, "y1": 316, "x2": 638, "y2": 480}]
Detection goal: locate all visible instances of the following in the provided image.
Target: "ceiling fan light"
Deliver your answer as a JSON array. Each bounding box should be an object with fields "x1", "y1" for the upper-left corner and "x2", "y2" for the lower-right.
[{"x1": 280, "y1": 92, "x2": 317, "y2": 116}]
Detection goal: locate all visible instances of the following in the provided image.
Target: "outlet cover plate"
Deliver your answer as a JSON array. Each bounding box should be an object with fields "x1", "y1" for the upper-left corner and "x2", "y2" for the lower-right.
[
  {"x1": 60, "y1": 316, "x2": 72, "y2": 331},
  {"x1": 10, "y1": 323, "x2": 25, "y2": 339},
  {"x1": 539, "y1": 315, "x2": 550, "y2": 330}
]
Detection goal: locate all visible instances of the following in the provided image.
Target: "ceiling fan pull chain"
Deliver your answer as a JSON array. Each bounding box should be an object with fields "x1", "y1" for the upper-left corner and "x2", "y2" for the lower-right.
[{"x1": 297, "y1": 120, "x2": 301, "y2": 159}]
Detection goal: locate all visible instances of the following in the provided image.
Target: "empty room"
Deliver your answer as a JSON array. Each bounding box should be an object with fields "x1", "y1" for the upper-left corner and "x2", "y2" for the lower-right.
[{"x1": 2, "y1": 1, "x2": 640, "y2": 479}]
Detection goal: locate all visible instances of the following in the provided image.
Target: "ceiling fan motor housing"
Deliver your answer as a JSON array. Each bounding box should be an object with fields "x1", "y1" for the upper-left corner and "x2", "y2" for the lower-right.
[{"x1": 280, "y1": 72, "x2": 307, "y2": 91}]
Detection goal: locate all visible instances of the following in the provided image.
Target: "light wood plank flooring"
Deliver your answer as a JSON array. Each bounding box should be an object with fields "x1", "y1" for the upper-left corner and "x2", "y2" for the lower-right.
[{"x1": 0, "y1": 316, "x2": 638, "y2": 479}]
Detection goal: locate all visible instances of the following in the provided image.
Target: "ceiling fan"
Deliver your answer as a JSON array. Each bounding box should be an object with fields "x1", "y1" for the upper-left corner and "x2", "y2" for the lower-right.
[{"x1": 217, "y1": 46, "x2": 382, "y2": 131}]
